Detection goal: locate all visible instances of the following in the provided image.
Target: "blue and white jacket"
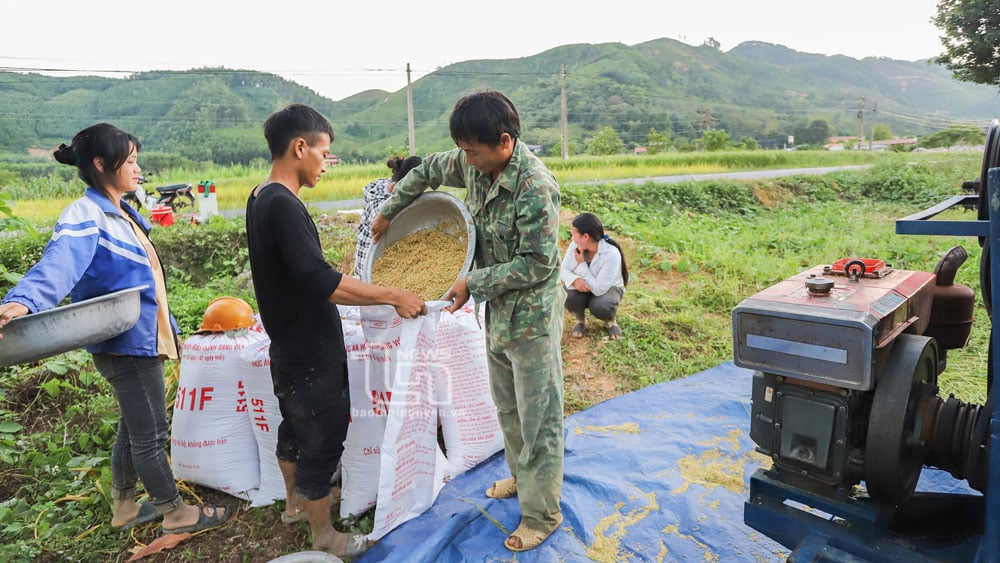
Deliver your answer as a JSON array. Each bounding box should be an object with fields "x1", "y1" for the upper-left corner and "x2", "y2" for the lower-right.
[{"x1": 3, "y1": 188, "x2": 177, "y2": 356}]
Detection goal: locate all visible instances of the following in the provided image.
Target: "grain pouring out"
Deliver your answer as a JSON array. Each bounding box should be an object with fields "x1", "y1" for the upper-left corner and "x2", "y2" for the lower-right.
[{"x1": 371, "y1": 224, "x2": 468, "y2": 301}]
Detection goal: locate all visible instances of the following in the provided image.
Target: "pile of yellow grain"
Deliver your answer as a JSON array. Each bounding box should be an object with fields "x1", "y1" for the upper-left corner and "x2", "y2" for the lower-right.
[{"x1": 372, "y1": 225, "x2": 467, "y2": 300}]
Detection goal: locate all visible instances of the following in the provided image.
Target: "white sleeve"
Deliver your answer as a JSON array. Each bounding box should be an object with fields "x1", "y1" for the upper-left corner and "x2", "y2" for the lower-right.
[
  {"x1": 559, "y1": 241, "x2": 581, "y2": 288},
  {"x1": 581, "y1": 243, "x2": 623, "y2": 297}
]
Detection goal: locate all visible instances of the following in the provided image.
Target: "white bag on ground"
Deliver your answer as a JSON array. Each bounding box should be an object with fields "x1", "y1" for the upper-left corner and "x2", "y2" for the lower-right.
[
  {"x1": 433, "y1": 303, "x2": 504, "y2": 479},
  {"x1": 170, "y1": 330, "x2": 265, "y2": 499},
  {"x1": 367, "y1": 304, "x2": 450, "y2": 541},
  {"x1": 339, "y1": 305, "x2": 399, "y2": 518},
  {"x1": 239, "y1": 305, "x2": 411, "y2": 514},
  {"x1": 240, "y1": 337, "x2": 288, "y2": 507}
]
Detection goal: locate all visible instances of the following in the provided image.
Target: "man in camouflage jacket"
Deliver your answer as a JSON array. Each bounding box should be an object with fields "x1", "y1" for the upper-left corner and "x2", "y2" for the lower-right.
[{"x1": 372, "y1": 90, "x2": 564, "y2": 551}]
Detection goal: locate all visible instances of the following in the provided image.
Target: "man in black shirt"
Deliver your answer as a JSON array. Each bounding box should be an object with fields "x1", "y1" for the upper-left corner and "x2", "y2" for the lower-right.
[{"x1": 246, "y1": 103, "x2": 426, "y2": 556}]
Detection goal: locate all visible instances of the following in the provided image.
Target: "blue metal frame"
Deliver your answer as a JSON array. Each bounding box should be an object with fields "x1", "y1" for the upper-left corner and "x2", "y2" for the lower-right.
[
  {"x1": 892, "y1": 170, "x2": 999, "y2": 562},
  {"x1": 745, "y1": 471, "x2": 982, "y2": 561},
  {"x1": 979, "y1": 168, "x2": 1000, "y2": 563},
  {"x1": 894, "y1": 194, "x2": 987, "y2": 237}
]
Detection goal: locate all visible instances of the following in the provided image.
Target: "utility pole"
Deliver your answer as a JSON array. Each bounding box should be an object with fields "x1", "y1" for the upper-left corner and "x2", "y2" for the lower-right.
[
  {"x1": 406, "y1": 63, "x2": 416, "y2": 156},
  {"x1": 696, "y1": 108, "x2": 715, "y2": 133},
  {"x1": 857, "y1": 96, "x2": 866, "y2": 148},
  {"x1": 868, "y1": 102, "x2": 878, "y2": 151},
  {"x1": 560, "y1": 64, "x2": 569, "y2": 161}
]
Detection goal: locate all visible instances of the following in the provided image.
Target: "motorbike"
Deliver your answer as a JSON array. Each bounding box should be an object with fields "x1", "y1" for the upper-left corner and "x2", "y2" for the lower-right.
[{"x1": 124, "y1": 175, "x2": 195, "y2": 213}]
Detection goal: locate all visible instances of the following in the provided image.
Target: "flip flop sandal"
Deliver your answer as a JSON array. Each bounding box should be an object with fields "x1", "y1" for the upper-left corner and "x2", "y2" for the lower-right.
[
  {"x1": 607, "y1": 325, "x2": 622, "y2": 340},
  {"x1": 281, "y1": 509, "x2": 309, "y2": 524},
  {"x1": 316, "y1": 531, "x2": 368, "y2": 559},
  {"x1": 571, "y1": 323, "x2": 586, "y2": 338},
  {"x1": 504, "y1": 513, "x2": 563, "y2": 552},
  {"x1": 162, "y1": 504, "x2": 231, "y2": 535},
  {"x1": 117, "y1": 502, "x2": 163, "y2": 532},
  {"x1": 485, "y1": 477, "x2": 518, "y2": 499},
  {"x1": 345, "y1": 532, "x2": 369, "y2": 558}
]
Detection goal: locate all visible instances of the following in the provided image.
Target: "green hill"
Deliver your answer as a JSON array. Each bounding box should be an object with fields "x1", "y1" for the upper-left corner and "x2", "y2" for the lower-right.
[{"x1": 0, "y1": 38, "x2": 996, "y2": 163}]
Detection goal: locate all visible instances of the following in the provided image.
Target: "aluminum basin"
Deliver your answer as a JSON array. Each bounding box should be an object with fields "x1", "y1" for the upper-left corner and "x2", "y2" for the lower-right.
[
  {"x1": 362, "y1": 191, "x2": 475, "y2": 299},
  {"x1": 0, "y1": 286, "x2": 145, "y2": 367}
]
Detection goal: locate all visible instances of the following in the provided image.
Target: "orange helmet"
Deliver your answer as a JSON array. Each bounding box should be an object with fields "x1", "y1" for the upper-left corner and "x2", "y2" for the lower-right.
[{"x1": 200, "y1": 297, "x2": 254, "y2": 332}]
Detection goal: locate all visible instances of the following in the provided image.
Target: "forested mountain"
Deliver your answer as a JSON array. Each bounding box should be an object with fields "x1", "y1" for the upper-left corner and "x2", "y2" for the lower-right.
[
  {"x1": 0, "y1": 69, "x2": 339, "y2": 164},
  {"x1": 1, "y1": 38, "x2": 996, "y2": 163}
]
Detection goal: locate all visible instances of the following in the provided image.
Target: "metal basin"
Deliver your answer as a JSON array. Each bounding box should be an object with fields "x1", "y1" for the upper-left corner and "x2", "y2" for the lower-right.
[
  {"x1": 0, "y1": 286, "x2": 146, "y2": 367},
  {"x1": 267, "y1": 551, "x2": 342, "y2": 563},
  {"x1": 361, "y1": 191, "x2": 476, "y2": 299}
]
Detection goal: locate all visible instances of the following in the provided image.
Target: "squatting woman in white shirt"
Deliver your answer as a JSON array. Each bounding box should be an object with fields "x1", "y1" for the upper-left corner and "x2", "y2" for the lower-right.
[{"x1": 559, "y1": 212, "x2": 629, "y2": 339}]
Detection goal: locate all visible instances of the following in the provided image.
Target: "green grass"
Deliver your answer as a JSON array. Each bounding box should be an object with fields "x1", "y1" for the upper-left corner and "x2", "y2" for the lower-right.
[
  {"x1": 0, "y1": 148, "x2": 993, "y2": 559},
  {"x1": 3, "y1": 148, "x2": 893, "y2": 226},
  {"x1": 593, "y1": 198, "x2": 988, "y2": 401},
  {"x1": 555, "y1": 151, "x2": 989, "y2": 404}
]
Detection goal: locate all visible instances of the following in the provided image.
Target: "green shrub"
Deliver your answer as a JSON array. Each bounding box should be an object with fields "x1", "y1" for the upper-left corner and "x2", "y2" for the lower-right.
[
  {"x1": 0, "y1": 229, "x2": 49, "y2": 293},
  {"x1": 154, "y1": 216, "x2": 250, "y2": 285},
  {"x1": 563, "y1": 179, "x2": 760, "y2": 216}
]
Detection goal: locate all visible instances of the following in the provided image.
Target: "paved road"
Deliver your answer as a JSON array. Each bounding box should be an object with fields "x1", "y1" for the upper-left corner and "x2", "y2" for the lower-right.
[
  {"x1": 220, "y1": 197, "x2": 365, "y2": 218},
  {"x1": 572, "y1": 164, "x2": 872, "y2": 186},
  {"x1": 220, "y1": 165, "x2": 873, "y2": 218}
]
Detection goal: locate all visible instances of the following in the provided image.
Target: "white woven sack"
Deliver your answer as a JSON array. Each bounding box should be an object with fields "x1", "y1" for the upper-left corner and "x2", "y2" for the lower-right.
[
  {"x1": 240, "y1": 337, "x2": 288, "y2": 507},
  {"x1": 170, "y1": 331, "x2": 265, "y2": 499},
  {"x1": 339, "y1": 306, "x2": 396, "y2": 518},
  {"x1": 368, "y1": 303, "x2": 450, "y2": 541},
  {"x1": 433, "y1": 303, "x2": 503, "y2": 479}
]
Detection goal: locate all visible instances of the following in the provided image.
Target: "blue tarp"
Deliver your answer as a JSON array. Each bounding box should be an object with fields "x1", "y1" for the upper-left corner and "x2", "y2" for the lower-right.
[
  {"x1": 360, "y1": 361, "x2": 979, "y2": 562},
  {"x1": 361, "y1": 362, "x2": 786, "y2": 561}
]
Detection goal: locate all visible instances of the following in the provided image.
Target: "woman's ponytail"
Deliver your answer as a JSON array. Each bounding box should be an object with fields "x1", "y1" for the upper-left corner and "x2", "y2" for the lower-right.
[{"x1": 53, "y1": 143, "x2": 78, "y2": 166}]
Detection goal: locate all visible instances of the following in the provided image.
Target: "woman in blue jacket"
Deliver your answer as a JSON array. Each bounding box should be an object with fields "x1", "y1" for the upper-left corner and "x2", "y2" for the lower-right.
[{"x1": 0, "y1": 124, "x2": 229, "y2": 535}]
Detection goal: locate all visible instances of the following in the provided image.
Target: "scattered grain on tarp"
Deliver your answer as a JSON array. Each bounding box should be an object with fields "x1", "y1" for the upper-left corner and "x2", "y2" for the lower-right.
[
  {"x1": 587, "y1": 489, "x2": 658, "y2": 562},
  {"x1": 670, "y1": 429, "x2": 770, "y2": 496},
  {"x1": 673, "y1": 448, "x2": 747, "y2": 495},
  {"x1": 663, "y1": 524, "x2": 719, "y2": 562},
  {"x1": 697, "y1": 428, "x2": 742, "y2": 451},
  {"x1": 574, "y1": 422, "x2": 640, "y2": 436}
]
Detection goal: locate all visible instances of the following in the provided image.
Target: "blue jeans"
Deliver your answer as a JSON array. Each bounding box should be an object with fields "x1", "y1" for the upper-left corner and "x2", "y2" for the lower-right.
[{"x1": 92, "y1": 354, "x2": 183, "y2": 514}]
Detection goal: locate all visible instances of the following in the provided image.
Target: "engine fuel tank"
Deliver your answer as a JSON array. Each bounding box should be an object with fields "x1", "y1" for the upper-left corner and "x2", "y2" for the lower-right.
[{"x1": 733, "y1": 262, "x2": 935, "y2": 390}]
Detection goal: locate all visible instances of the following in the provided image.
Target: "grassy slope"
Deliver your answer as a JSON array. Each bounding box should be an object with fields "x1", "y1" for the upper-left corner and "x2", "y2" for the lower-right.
[{"x1": 559, "y1": 151, "x2": 988, "y2": 403}]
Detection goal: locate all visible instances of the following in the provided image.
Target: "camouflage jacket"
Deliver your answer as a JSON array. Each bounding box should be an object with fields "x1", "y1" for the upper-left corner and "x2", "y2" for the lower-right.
[{"x1": 380, "y1": 140, "x2": 562, "y2": 346}]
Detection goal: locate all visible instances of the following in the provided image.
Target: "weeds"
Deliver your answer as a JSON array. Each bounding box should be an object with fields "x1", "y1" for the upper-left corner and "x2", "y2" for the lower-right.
[{"x1": 0, "y1": 149, "x2": 992, "y2": 560}]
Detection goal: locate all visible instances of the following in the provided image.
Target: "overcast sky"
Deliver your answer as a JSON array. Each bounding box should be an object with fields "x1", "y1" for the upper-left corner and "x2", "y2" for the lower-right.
[{"x1": 1, "y1": 0, "x2": 947, "y2": 101}]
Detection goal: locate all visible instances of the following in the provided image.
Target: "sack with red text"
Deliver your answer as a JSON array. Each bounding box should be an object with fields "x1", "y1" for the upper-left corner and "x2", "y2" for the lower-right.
[
  {"x1": 170, "y1": 330, "x2": 266, "y2": 499},
  {"x1": 240, "y1": 337, "x2": 288, "y2": 507},
  {"x1": 433, "y1": 303, "x2": 503, "y2": 479},
  {"x1": 339, "y1": 306, "x2": 396, "y2": 518},
  {"x1": 366, "y1": 303, "x2": 449, "y2": 541}
]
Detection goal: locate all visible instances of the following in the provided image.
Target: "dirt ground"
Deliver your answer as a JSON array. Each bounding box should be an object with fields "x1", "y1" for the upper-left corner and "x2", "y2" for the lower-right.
[{"x1": 562, "y1": 320, "x2": 624, "y2": 414}]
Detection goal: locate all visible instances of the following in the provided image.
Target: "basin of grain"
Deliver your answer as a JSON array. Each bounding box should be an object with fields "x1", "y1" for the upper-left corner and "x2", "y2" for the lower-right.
[{"x1": 362, "y1": 191, "x2": 476, "y2": 301}]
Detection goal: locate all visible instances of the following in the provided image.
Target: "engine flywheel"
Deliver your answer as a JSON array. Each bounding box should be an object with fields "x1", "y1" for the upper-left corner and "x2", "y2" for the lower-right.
[{"x1": 865, "y1": 334, "x2": 939, "y2": 507}]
